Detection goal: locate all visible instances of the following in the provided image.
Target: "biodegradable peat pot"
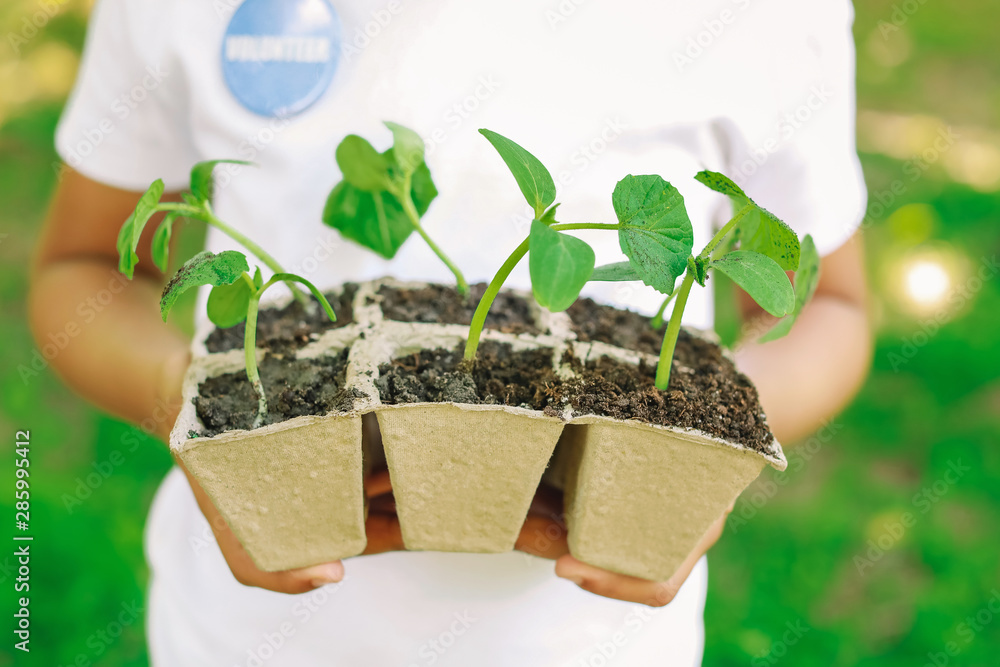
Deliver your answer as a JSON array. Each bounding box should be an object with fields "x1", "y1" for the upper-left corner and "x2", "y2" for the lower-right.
[
  {"x1": 363, "y1": 279, "x2": 566, "y2": 552},
  {"x1": 169, "y1": 284, "x2": 372, "y2": 572},
  {"x1": 551, "y1": 300, "x2": 788, "y2": 581}
]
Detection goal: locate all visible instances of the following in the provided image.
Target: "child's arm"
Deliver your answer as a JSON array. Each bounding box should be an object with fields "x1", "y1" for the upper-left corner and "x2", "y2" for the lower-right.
[
  {"x1": 28, "y1": 169, "x2": 359, "y2": 593},
  {"x1": 524, "y1": 237, "x2": 872, "y2": 605}
]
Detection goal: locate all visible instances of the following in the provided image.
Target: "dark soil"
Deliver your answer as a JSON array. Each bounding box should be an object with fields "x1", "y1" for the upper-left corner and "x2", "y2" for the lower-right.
[
  {"x1": 560, "y1": 329, "x2": 774, "y2": 452},
  {"x1": 378, "y1": 283, "x2": 540, "y2": 334},
  {"x1": 204, "y1": 284, "x2": 357, "y2": 355},
  {"x1": 193, "y1": 348, "x2": 364, "y2": 438},
  {"x1": 376, "y1": 341, "x2": 564, "y2": 414},
  {"x1": 566, "y1": 297, "x2": 663, "y2": 356}
]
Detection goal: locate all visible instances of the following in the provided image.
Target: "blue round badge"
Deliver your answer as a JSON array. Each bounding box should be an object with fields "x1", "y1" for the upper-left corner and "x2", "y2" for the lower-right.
[{"x1": 222, "y1": 0, "x2": 342, "y2": 117}]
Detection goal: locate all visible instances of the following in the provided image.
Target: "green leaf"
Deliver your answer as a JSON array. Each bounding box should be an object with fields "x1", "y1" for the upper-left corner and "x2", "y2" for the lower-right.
[
  {"x1": 613, "y1": 175, "x2": 694, "y2": 294},
  {"x1": 539, "y1": 203, "x2": 561, "y2": 225},
  {"x1": 408, "y1": 161, "x2": 438, "y2": 216},
  {"x1": 190, "y1": 160, "x2": 254, "y2": 203},
  {"x1": 695, "y1": 169, "x2": 800, "y2": 271},
  {"x1": 688, "y1": 255, "x2": 709, "y2": 287},
  {"x1": 529, "y1": 220, "x2": 595, "y2": 312},
  {"x1": 252, "y1": 266, "x2": 263, "y2": 289},
  {"x1": 160, "y1": 251, "x2": 249, "y2": 322},
  {"x1": 150, "y1": 213, "x2": 178, "y2": 273},
  {"x1": 335, "y1": 135, "x2": 391, "y2": 192},
  {"x1": 117, "y1": 179, "x2": 165, "y2": 279},
  {"x1": 590, "y1": 262, "x2": 641, "y2": 282},
  {"x1": 759, "y1": 234, "x2": 820, "y2": 342},
  {"x1": 479, "y1": 129, "x2": 556, "y2": 217},
  {"x1": 694, "y1": 170, "x2": 748, "y2": 200},
  {"x1": 384, "y1": 122, "x2": 425, "y2": 175},
  {"x1": 738, "y1": 207, "x2": 801, "y2": 271},
  {"x1": 323, "y1": 160, "x2": 437, "y2": 258},
  {"x1": 710, "y1": 250, "x2": 794, "y2": 317},
  {"x1": 207, "y1": 278, "x2": 252, "y2": 328}
]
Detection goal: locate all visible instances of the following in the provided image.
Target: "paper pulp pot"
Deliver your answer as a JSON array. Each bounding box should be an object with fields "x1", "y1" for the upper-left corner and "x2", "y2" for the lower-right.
[
  {"x1": 376, "y1": 402, "x2": 564, "y2": 553},
  {"x1": 560, "y1": 417, "x2": 787, "y2": 582},
  {"x1": 171, "y1": 343, "x2": 369, "y2": 572}
]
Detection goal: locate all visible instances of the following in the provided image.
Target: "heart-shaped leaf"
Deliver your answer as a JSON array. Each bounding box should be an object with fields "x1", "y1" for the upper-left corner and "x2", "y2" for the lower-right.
[
  {"x1": 336, "y1": 135, "x2": 392, "y2": 192},
  {"x1": 117, "y1": 179, "x2": 165, "y2": 279},
  {"x1": 710, "y1": 250, "x2": 794, "y2": 317},
  {"x1": 760, "y1": 234, "x2": 820, "y2": 342},
  {"x1": 160, "y1": 251, "x2": 249, "y2": 321},
  {"x1": 322, "y1": 160, "x2": 437, "y2": 259},
  {"x1": 529, "y1": 220, "x2": 595, "y2": 312},
  {"x1": 479, "y1": 129, "x2": 556, "y2": 217},
  {"x1": 590, "y1": 262, "x2": 641, "y2": 282},
  {"x1": 207, "y1": 278, "x2": 252, "y2": 328},
  {"x1": 190, "y1": 160, "x2": 254, "y2": 204},
  {"x1": 614, "y1": 175, "x2": 694, "y2": 294}
]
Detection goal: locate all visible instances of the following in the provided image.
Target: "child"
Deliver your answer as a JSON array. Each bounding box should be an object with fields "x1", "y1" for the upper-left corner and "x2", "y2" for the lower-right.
[{"x1": 30, "y1": 0, "x2": 871, "y2": 663}]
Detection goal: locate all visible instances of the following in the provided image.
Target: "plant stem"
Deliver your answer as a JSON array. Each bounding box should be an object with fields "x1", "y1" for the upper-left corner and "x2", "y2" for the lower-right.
[
  {"x1": 550, "y1": 222, "x2": 620, "y2": 232},
  {"x1": 654, "y1": 270, "x2": 696, "y2": 390},
  {"x1": 244, "y1": 292, "x2": 268, "y2": 429},
  {"x1": 157, "y1": 203, "x2": 309, "y2": 306},
  {"x1": 699, "y1": 203, "x2": 753, "y2": 260},
  {"x1": 398, "y1": 189, "x2": 469, "y2": 297},
  {"x1": 464, "y1": 237, "x2": 530, "y2": 360},
  {"x1": 650, "y1": 288, "x2": 678, "y2": 330}
]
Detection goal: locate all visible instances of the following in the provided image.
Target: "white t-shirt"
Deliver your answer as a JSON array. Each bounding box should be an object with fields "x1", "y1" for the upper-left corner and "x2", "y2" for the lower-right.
[{"x1": 57, "y1": 0, "x2": 866, "y2": 664}]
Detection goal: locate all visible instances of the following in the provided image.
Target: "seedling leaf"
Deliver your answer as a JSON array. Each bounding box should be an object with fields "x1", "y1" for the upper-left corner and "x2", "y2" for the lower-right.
[
  {"x1": 759, "y1": 234, "x2": 820, "y2": 342},
  {"x1": 613, "y1": 175, "x2": 694, "y2": 294},
  {"x1": 409, "y1": 161, "x2": 438, "y2": 216},
  {"x1": 384, "y1": 122, "x2": 425, "y2": 175},
  {"x1": 207, "y1": 278, "x2": 252, "y2": 328},
  {"x1": 539, "y1": 203, "x2": 561, "y2": 225},
  {"x1": 336, "y1": 135, "x2": 391, "y2": 192},
  {"x1": 190, "y1": 160, "x2": 254, "y2": 204},
  {"x1": 253, "y1": 266, "x2": 263, "y2": 289},
  {"x1": 529, "y1": 220, "x2": 595, "y2": 311},
  {"x1": 160, "y1": 251, "x2": 249, "y2": 321},
  {"x1": 694, "y1": 170, "x2": 747, "y2": 199},
  {"x1": 695, "y1": 170, "x2": 800, "y2": 270},
  {"x1": 151, "y1": 213, "x2": 179, "y2": 273},
  {"x1": 323, "y1": 161, "x2": 437, "y2": 258},
  {"x1": 479, "y1": 129, "x2": 556, "y2": 217},
  {"x1": 117, "y1": 179, "x2": 165, "y2": 279},
  {"x1": 590, "y1": 262, "x2": 641, "y2": 282},
  {"x1": 710, "y1": 250, "x2": 794, "y2": 317},
  {"x1": 688, "y1": 255, "x2": 709, "y2": 286},
  {"x1": 738, "y1": 207, "x2": 800, "y2": 271}
]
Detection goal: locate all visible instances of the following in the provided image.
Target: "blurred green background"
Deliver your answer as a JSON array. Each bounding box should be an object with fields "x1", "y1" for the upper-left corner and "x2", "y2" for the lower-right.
[{"x1": 0, "y1": 1, "x2": 997, "y2": 665}]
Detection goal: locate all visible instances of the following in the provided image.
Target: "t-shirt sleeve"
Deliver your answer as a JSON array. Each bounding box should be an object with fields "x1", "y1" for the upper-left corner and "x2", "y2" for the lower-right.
[
  {"x1": 711, "y1": 0, "x2": 868, "y2": 258},
  {"x1": 55, "y1": 0, "x2": 197, "y2": 191}
]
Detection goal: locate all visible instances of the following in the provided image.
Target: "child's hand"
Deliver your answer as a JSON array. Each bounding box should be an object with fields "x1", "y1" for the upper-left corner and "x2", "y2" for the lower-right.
[{"x1": 515, "y1": 488, "x2": 732, "y2": 607}]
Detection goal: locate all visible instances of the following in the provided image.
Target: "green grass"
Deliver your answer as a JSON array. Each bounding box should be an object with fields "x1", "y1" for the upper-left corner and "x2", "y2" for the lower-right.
[{"x1": 1, "y1": 2, "x2": 998, "y2": 665}]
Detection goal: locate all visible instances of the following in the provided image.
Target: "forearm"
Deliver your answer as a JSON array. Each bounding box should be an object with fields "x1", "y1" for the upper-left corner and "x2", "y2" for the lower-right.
[
  {"x1": 28, "y1": 259, "x2": 190, "y2": 442},
  {"x1": 734, "y1": 295, "x2": 871, "y2": 444}
]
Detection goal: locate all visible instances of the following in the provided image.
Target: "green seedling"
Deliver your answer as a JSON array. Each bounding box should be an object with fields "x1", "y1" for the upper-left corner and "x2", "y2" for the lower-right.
[
  {"x1": 465, "y1": 130, "x2": 821, "y2": 390},
  {"x1": 118, "y1": 162, "x2": 336, "y2": 428},
  {"x1": 323, "y1": 122, "x2": 469, "y2": 296}
]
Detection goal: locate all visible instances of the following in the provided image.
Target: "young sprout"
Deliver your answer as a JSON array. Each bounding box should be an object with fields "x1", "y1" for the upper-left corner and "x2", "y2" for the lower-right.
[
  {"x1": 117, "y1": 160, "x2": 310, "y2": 306},
  {"x1": 323, "y1": 122, "x2": 469, "y2": 296},
  {"x1": 465, "y1": 130, "x2": 821, "y2": 391},
  {"x1": 117, "y1": 162, "x2": 337, "y2": 428}
]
